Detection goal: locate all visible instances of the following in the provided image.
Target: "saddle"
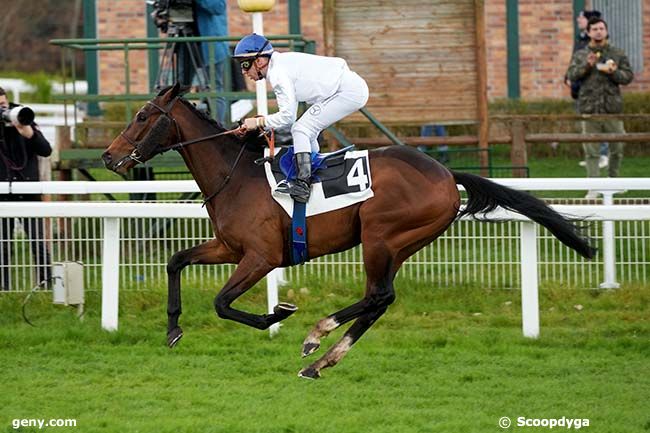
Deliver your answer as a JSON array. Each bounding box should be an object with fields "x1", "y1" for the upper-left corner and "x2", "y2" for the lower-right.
[
  {"x1": 269, "y1": 145, "x2": 355, "y2": 185},
  {"x1": 269, "y1": 145, "x2": 354, "y2": 266},
  {"x1": 261, "y1": 145, "x2": 374, "y2": 266}
]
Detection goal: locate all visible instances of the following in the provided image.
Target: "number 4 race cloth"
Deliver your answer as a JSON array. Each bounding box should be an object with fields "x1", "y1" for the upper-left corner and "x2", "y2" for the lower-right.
[{"x1": 263, "y1": 147, "x2": 374, "y2": 217}]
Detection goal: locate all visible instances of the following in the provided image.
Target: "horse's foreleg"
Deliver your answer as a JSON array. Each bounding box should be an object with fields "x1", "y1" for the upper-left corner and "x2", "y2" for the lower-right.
[
  {"x1": 299, "y1": 306, "x2": 389, "y2": 379},
  {"x1": 214, "y1": 253, "x2": 297, "y2": 330},
  {"x1": 167, "y1": 238, "x2": 236, "y2": 348}
]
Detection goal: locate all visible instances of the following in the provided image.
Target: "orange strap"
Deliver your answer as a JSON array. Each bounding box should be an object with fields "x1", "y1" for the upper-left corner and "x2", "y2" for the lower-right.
[{"x1": 264, "y1": 128, "x2": 275, "y2": 159}]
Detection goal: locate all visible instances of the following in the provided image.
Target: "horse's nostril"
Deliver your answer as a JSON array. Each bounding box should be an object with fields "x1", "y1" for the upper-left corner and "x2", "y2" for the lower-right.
[{"x1": 102, "y1": 151, "x2": 112, "y2": 165}]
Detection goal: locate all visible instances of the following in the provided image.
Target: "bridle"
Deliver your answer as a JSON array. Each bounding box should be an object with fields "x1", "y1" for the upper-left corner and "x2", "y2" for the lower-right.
[
  {"x1": 115, "y1": 96, "x2": 246, "y2": 205},
  {"x1": 117, "y1": 97, "x2": 183, "y2": 166},
  {"x1": 117, "y1": 96, "x2": 239, "y2": 167}
]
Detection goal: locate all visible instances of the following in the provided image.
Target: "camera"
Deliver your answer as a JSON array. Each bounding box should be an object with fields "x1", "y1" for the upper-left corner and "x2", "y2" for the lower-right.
[
  {"x1": 148, "y1": 0, "x2": 195, "y2": 33},
  {"x1": 0, "y1": 105, "x2": 35, "y2": 127}
]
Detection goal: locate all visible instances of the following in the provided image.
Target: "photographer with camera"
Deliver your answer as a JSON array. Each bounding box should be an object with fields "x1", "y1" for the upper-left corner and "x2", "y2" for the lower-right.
[{"x1": 0, "y1": 86, "x2": 52, "y2": 291}]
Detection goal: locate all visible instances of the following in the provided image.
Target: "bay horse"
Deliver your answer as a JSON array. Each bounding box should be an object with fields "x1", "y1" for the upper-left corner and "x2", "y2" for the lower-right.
[{"x1": 103, "y1": 83, "x2": 595, "y2": 379}]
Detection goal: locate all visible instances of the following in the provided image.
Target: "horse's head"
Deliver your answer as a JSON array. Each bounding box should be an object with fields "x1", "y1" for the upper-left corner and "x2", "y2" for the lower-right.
[{"x1": 103, "y1": 83, "x2": 184, "y2": 173}]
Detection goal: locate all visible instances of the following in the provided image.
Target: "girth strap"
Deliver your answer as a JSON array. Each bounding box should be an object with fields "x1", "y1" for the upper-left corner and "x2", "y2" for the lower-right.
[{"x1": 291, "y1": 201, "x2": 309, "y2": 265}]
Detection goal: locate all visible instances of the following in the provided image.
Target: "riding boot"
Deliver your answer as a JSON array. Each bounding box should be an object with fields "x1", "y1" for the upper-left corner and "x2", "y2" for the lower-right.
[{"x1": 275, "y1": 152, "x2": 312, "y2": 203}]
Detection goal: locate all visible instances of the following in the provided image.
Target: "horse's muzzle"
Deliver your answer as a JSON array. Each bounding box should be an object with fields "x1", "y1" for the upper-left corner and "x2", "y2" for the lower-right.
[
  {"x1": 103, "y1": 151, "x2": 134, "y2": 173},
  {"x1": 101, "y1": 151, "x2": 113, "y2": 168}
]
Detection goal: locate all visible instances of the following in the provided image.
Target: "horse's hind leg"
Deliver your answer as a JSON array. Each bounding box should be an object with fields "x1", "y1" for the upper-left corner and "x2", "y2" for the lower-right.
[
  {"x1": 167, "y1": 238, "x2": 236, "y2": 348},
  {"x1": 300, "y1": 243, "x2": 396, "y2": 377},
  {"x1": 299, "y1": 306, "x2": 390, "y2": 379},
  {"x1": 302, "y1": 301, "x2": 365, "y2": 357},
  {"x1": 302, "y1": 242, "x2": 395, "y2": 357}
]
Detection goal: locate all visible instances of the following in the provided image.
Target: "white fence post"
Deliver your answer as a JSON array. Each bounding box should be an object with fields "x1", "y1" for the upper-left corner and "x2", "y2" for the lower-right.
[
  {"x1": 600, "y1": 192, "x2": 620, "y2": 289},
  {"x1": 267, "y1": 269, "x2": 281, "y2": 336},
  {"x1": 252, "y1": 13, "x2": 269, "y2": 118},
  {"x1": 520, "y1": 221, "x2": 540, "y2": 338},
  {"x1": 101, "y1": 217, "x2": 120, "y2": 331},
  {"x1": 250, "y1": 15, "x2": 283, "y2": 336}
]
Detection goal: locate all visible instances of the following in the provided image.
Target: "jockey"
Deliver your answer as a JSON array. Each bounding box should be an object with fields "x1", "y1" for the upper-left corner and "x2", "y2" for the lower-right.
[{"x1": 233, "y1": 33, "x2": 369, "y2": 203}]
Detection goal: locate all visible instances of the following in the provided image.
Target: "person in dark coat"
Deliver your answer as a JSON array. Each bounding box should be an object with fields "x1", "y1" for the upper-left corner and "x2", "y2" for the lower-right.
[
  {"x1": 565, "y1": 10, "x2": 605, "y2": 99},
  {"x1": 0, "y1": 86, "x2": 52, "y2": 290},
  {"x1": 565, "y1": 10, "x2": 610, "y2": 172},
  {"x1": 567, "y1": 18, "x2": 634, "y2": 195}
]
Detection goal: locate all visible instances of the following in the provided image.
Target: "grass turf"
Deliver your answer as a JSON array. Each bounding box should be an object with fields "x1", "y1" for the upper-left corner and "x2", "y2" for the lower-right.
[{"x1": 1, "y1": 280, "x2": 648, "y2": 433}]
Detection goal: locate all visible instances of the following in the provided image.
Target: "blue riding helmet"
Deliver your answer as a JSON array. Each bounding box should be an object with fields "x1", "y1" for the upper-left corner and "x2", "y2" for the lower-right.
[{"x1": 233, "y1": 33, "x2": 274, "y2": 59}]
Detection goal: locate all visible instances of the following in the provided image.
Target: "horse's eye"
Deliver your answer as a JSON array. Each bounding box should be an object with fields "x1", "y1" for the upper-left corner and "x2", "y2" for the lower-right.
[{"x1": 137, "y1": 113, "x2": 147, "y2": 122}]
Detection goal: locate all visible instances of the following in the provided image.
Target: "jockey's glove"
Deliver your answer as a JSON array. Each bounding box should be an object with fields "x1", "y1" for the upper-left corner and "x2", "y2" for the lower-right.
[{"x1": 243, "y1": 116, "x2": 266, "y2": 131}]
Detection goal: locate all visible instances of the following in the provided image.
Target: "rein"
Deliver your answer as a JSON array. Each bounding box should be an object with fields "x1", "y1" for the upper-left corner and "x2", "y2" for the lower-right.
[
  {"x1": 118, "y1": 96, "x2": 273, "y2": 206},
  {"x1": 201, "y1": 142, "x2": 247, "y2": 206},
  {"x1": 166, "y1": 129, "x2": 239, "y2": 152}
]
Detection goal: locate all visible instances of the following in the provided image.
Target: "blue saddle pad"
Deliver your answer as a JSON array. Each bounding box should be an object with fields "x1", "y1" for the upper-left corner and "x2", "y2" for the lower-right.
[{"x1": 276, "y1": 146, "x2": 354, "y2": 182}]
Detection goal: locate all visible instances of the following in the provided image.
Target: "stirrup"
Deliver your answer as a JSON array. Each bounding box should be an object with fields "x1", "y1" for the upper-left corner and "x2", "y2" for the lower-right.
[
  {"x1": 275, "y1": 179, "x2": 290, "y2": 194},
  {"x1": 289, "y1": 180, "x2": 311, "y2": 203}
]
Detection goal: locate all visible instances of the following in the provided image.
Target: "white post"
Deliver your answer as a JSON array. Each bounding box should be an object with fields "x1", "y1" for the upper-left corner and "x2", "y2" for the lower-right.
[
  {"x1": 251, "y1": 12, "x2": 285, "y2": 328},
  {"x1": 600, "y1": 192, "x2": 620, "y2": 289},
  {"x1": 267, "y1": 270, "x2": 280, "y2": 336},
  {"x1": 520, "y1": 221, "x2": 540, "y2": 338},
  {"x1": 101, "y1": 217, "x2": 120, "y2": 331},
  {"x1": 252, "y1": 13, "x2": 268, "y2": 117},
  {"x1": 251, "y1": 11, "x2": 286, "y2": 328}
]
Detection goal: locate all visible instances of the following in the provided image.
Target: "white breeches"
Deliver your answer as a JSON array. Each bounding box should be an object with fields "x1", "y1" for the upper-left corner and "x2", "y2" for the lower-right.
[{"x1": 291, "y1": 70, "x2": 369, "y2": 154}]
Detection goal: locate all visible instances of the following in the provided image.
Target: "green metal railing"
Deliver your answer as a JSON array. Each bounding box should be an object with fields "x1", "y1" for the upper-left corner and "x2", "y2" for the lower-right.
[{"x1": 50, "y1": 35, "x2": 316, "y2": 121}]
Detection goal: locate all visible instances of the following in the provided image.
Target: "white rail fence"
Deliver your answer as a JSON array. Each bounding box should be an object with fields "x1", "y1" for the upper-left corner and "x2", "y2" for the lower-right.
[{"x1": 1, "y1": 179, "x2": 649, "y2": 339}]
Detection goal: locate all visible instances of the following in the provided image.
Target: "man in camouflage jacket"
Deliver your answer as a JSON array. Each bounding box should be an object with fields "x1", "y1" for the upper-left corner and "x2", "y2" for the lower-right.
[{"x1": 567, "y1": 17, "x2": 634, "y2": 179}]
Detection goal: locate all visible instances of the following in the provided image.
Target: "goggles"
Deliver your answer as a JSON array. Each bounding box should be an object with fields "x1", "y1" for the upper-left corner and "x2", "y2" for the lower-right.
[
  {"x1": 240, "y1": 59, "x2": 254, "y2": 71},
  {"x1": 238, "y1": 40, "x2": 270, "y2": 71}
]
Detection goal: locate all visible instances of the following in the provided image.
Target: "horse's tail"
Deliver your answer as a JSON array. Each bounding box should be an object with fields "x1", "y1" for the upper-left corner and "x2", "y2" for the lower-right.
[{"x1": 452, "y1": 171, "x2": 596, "y2": 259}]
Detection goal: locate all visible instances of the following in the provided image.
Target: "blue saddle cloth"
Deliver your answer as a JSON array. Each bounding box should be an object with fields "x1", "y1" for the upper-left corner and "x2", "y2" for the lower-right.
[{"x1": 277, "y1": 145, "x2": 355, "y2": 183}]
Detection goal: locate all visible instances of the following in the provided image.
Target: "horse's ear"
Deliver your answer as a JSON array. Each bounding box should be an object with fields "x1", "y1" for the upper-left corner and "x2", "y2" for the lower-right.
[
  {"x1": 157, "y1": 82, "x2": 191, "y2": 105},
  {"x1": 169, "y1": 82, "x2": 191, "y2": 97},
  {"x1": 156, "y1": 85, "x2": 173, "y2": 97},
  {"x1": 170, "y1": 82, "x2": 182, "y2": 98},
  {"x1": 158, "y1": 82, "x2": 182, "y2": 103},
  {"x1": 178, "y1": 85, "x2": 191, "y2": 96}
]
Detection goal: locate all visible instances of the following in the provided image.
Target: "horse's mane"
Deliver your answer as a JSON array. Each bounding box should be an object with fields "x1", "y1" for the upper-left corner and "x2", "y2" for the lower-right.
[{"x1": 178, "y1": 97, "x2": 227, "y2": 132}]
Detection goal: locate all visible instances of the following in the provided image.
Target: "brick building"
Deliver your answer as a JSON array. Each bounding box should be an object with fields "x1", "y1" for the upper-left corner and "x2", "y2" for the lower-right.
[{"x1": 94, "y1": 0, "x2": 650, "y2": 100}]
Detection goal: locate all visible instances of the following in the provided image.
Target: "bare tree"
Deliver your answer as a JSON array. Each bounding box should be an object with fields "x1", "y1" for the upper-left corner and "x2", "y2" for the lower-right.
[{"x1": 0, "y1": 0, "x2": 84, "y2": 74}]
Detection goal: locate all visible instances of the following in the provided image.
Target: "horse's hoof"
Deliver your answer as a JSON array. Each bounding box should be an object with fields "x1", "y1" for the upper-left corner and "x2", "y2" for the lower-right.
[
  {"x1": 298, "y1": 367, "x2": 321, "y2": 380},
  {"x1": 273, "y1": 302, "x2": 298, "y2": 320},
  {"x1": 167, "y1": 327, "x2": 183, "y2": 348},
  {"x1": 302, "y1": 342, "x2": 320, "y2": 358}
]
